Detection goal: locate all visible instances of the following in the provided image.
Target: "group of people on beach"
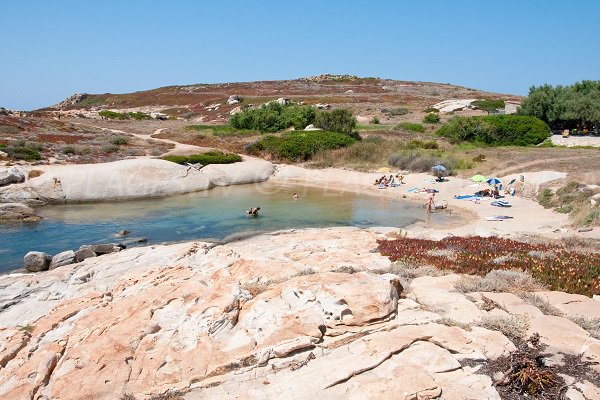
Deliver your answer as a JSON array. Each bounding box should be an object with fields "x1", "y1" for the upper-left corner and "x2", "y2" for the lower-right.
[{"x1": 374, "y1": 174, "x2": 404, "y2": 188}]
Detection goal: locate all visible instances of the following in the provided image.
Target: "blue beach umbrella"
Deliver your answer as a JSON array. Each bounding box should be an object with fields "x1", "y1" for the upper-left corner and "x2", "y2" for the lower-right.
[
  {"x1": 487, "y1": 177, "x2": 501, "y2": 185},
  {"x1": 431, "y1": 164, "x2": 447, "y2": 177}
]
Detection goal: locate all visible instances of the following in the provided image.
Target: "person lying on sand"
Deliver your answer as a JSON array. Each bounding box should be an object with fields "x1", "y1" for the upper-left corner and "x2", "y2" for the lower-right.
[{"x1": 246, "y1": 207, "x2": 260, "y2": 216}]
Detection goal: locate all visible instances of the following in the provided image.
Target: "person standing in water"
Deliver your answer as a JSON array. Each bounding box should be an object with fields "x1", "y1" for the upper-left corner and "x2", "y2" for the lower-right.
[
  {"x1": 293, "y1": 192, "x2": 299, "y2": 200},
  {"x1": 246, "y1": 207, "x2": 260, "y2": 216},
  {"x1": 426, "y1": 192, "x2": 435, "y2": 213}
]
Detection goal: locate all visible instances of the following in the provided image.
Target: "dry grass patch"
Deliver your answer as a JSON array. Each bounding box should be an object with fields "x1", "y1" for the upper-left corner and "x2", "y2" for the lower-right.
[
  {"x1": 519, "y1": 293, "x2": 563, "y2": 316},
  {"x1": 454, "y1": 270, "x2": 544, "y2": 294},
  {"x1": 479, "y1": 314, "x2": 530, "y2": 340},
  {"x1": 569, "y1": 316, "x2": 600, "y2": 340},
  {"x1": 437, "y1": 317, "x2": 472, "y2": 331}
]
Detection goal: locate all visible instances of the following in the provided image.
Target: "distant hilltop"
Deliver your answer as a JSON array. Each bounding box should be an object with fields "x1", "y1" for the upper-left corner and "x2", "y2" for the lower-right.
[{"x1": 44, "y1": 75, "x2": 522, "y2": 122}]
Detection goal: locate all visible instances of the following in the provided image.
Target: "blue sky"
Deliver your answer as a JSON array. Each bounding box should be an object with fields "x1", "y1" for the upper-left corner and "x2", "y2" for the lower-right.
[{"x1": 1, "y1": 0, "x2": 599, "y2": 110}]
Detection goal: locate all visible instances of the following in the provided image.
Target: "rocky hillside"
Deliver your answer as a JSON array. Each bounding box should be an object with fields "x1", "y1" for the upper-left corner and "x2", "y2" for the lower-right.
[
  {"x1": 46, "y1": 75, "x2": 521, "y2": 122},
  {"x1": 1, "y1": 228, "x2": 598, "y2": 400}
]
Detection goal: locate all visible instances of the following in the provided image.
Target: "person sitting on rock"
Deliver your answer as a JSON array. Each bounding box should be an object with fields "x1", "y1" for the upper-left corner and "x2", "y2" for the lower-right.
[{"x1": 246, "y1": 207, "x2": 260, "y2": 216}]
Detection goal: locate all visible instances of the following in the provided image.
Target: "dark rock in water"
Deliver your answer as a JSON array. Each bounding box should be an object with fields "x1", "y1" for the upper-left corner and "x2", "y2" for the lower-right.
[
  {"x1": 24, "y1": 251, "x2": 52, "y2": 272},
  {"x1": 119, "y1": 237, "x2": 147, "y2": 247},
  {"x1": 75, "y1": 247, "x2": 96, "y2": 262},
  {"x1": 49, "y1": 250, "x2": 76, "y2": 270},
  {"x1": 115, "y1": 230, "x2": 131, "y2": 237}
]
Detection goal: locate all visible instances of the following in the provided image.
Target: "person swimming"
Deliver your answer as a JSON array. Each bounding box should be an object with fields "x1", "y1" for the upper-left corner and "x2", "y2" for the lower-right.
[
  {"x1": 293, "y1": 192, "x2": 299, "y2": 200},
  {"x1": 246, "y1": 207, "x2": 260, "y2": 216}
]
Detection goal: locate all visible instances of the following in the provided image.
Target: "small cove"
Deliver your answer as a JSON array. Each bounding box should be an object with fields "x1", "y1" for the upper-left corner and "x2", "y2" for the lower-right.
[{"x1": 0, "y1": 182, "x2": 453, "y2": 272}]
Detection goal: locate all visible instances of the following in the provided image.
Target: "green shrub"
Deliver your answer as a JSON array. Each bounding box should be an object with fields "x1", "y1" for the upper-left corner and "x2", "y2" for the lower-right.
[
  {"x1": 99, "y1": 110, "x2": 128, "y2": 120},
  {"x1": 389, "y1": 107, "x2": 410, "y2": 116},
  {"x1": 162, "y1": 151, "x2": 242, "y2": 165},
  {"x1": 0, "y1": 143, "x2": 6, "y2": 148},
  {"x1": 62, "y1": 146, "x2": 76, "y2": 155},
  {"x1": 423, "y1": 113, "x2": 440, "y2": 124},
  {"x1": 436, "y1": 115, "x2": 550, "y2": 146},
  {"x1": 370, "y1": 116, "x2": 380, "y2": 124},
  {"x1": 102, "y1": 144, "x2": 120, "y2": 153},
  {"x1": 127, "y1": 112, "x2": 152, "y2": 120},
  {"x1": 314, "y1": 109, "x2": 357, "y2": 135},
  {"x1": 395, "y1": 122, "x2": 425, "y2": 133},
  {"x1": 230, "y1": 103, "x2": 316, "y2": 132},
  {"x1": 471, "y1": 99, "x2": 505, "y2": 112},
  {"x1": 7, "y1": 147, "x2": 41, "y2": 160},
  {"x1": 538, "y1": 189, "x2": 554, "y2": 207},
  {"x1": 110, "y1": 136, "x2": 129, "y2": 145},
  {"x1": 252, "y1": 131, "x2": 356, "y2": 161}
]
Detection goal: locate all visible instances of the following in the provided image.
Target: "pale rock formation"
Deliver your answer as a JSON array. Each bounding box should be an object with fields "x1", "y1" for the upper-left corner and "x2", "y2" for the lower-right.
[
  {"x1": 0, "y1": 202, "x2": 40, "y2": 222},
  {"x1": 0, "y1": 167, "x2": 26, "y2": 187},
  {"x1": 0, "y1": 228, "x2": 598, "y2": 399},
  {"x1": 432, "y1": 99, "x2": 476, "y2": 113},
  {"x1": 0, "y1": 158, "x2": 275, "y2": 204}
]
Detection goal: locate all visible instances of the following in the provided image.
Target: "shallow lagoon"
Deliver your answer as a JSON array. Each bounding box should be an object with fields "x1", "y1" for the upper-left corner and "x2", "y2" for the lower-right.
[{"x1": 0, "y1": 182, "x2": 450, "y2": 272}]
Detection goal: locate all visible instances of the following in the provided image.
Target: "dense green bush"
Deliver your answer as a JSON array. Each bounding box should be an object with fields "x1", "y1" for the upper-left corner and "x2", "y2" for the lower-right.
[
  {"x1": 162, "y1": 151, "x2": 242, "y2": 165},
  {"x1": 423, "y1": 113, "x2": 440, "y2": 123},
  {"x1": 230, "y1": 103, "x2": 316, "y2": 132},
  {"x1": 249, "y1": 131, "x2": 356, "y2": 161},
  {"x1": 314, "y1": 109, "x2": 357, "y2": 135},
  {"x1": 99, "y1": 110, "x2": 128, "y2": 120},
  {"x1": 385, "y1": 107, "x2": 410, "y2": 116},
  {"x1": 370, "y1": 116, "x2": 380, "y2": 124},
  {"x1": 407, "y1": 139, "x2": 439, "y2": 149},
  {"x1": 3, "y1": 141, "x2": 43, "y2": 160},
  {"x1": 395, "y1": 122, "x2": 425, "y2": 133},
  {"x1": 127, "y1": 112, "x2": 152, "y2": 120},
  {"x1": 471, "y1": 99, "x2": 505, "y2": 112},
  {"x1": 436, "y1": 115, "x2": 550, "y2": 146}
]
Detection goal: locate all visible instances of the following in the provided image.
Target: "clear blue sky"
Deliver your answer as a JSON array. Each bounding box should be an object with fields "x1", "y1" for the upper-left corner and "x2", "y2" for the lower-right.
[{"x1": 2, "y1": 0, "x2": 599, "y2": 110}]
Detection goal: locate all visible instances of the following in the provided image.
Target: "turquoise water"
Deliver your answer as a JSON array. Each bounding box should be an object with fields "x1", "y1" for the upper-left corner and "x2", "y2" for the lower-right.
[{"x1": 0, "y1": 183, "x2": 448, "y2": 272}]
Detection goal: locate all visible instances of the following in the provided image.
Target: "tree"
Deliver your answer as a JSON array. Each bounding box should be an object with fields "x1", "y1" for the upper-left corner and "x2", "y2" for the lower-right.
[{"x1": 314, "y1": 109, "x2": 357, "y2": 135}]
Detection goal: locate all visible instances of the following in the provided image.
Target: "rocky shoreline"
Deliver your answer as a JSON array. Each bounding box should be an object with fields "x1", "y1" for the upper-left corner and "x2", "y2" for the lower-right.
[{"x1": 0, "y1": 227, "x2": 598, "y2": 399}]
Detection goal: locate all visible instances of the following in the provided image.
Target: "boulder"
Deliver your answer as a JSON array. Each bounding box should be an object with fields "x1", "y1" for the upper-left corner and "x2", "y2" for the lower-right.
[
  {"x1": 227, "y1": 95, "x2": 243, "y2": 105},
  {"x1": 0, "y1": 167, "x2": 26, "y2": 187},
  {"x1": 74, "y1": 247, "x2": 96, "y2": 262},
  {"x1": 87, "y1": 243, "x2": 122, "y2": 255},
  {"x1": 0, "y1": 203, "x2": 41, "y2": 222},
  {"x1": 0, "y1": 151, "x2": 7, "y2": 158},
  {"x1": 304, "y1": 124, "x2": 321, "y2": 131},
  {"x1": 23, "y1": 251, "x2": 52, "y2": 272},
  {"x1": 49, "y1": 250, "x2": 76, "y2": 270},
  {"x1": 276, "y1": 97, "x2": 290, "y2": 105}
]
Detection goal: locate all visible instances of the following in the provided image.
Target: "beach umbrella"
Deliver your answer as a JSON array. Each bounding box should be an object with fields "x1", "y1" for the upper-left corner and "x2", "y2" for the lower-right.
[
  {"x1": 487, "y1": 177, "x2": 501, "y2": 186},
  {"x1": 431, "y1": 164, "x2": 447, "y2": 177},
  {"x1": 471, "y1": 174, "x2": 486, "y2": 183},
  {"x1": 508, "y1": 178, "x2": 516, "y2": 185}
]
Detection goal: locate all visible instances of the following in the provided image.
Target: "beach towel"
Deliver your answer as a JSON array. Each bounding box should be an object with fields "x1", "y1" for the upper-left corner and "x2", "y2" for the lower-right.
[
  {"x1": 491, "y1": 200, "x2": 511, "y2": 208},
  {"x1": 454, "y1": 194, "x2": 476, "y2": 200},
  {"x1": 485, "y1": 216, "x2": 504, "y2": 221}
]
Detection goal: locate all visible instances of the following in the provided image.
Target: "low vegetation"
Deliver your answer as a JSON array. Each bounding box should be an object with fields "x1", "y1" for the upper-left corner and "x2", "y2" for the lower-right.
[
  {"x1": 422, "y1": 113, "x2": 440, "y2": 124},
  {"x1": 471, "y1": 99, "x2": 505, "y2": 112},
  {"x1": 377, "y1": 236, "x2": 600, "y2": 296},
  {"x1": 110, "y1": 136, "x2": 129, "y2": 145},
  {"x1": 309, "y1": 136, "x2": 474, "y2": 171},
  {"x1": 395, "y1": 122, "x2": 425, "y2": 133},
  {"x1": 1, "y1": 140, "x2": 43, "y2": 160},
  {"x1": 162, "y1": 151, "x2": 242, "y2": 165},
  {"x1": 537, "y1": 181, "x2": 600, "y2": 226},
  {"x1": 99, "y1": 110, "x2": 152, "y2": 120},
  {"x1": 186, "y1": 124, "x2": 258, "y2": 137},
  {"x1": 436, "y1": 115, "x2": 550, "y2": 146},
  {"x1": 381, "y1": 107, "x2": 410, "y2": 116},
  {"x1": 313, "y1": 108, "x2": 357, "y2": 135},
  {"x1": 247, "y1": 131, "x2": 356, "y2": 161},
  {"x1": 479, "y1": 314, "x2": 530, "y2": 340}
]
